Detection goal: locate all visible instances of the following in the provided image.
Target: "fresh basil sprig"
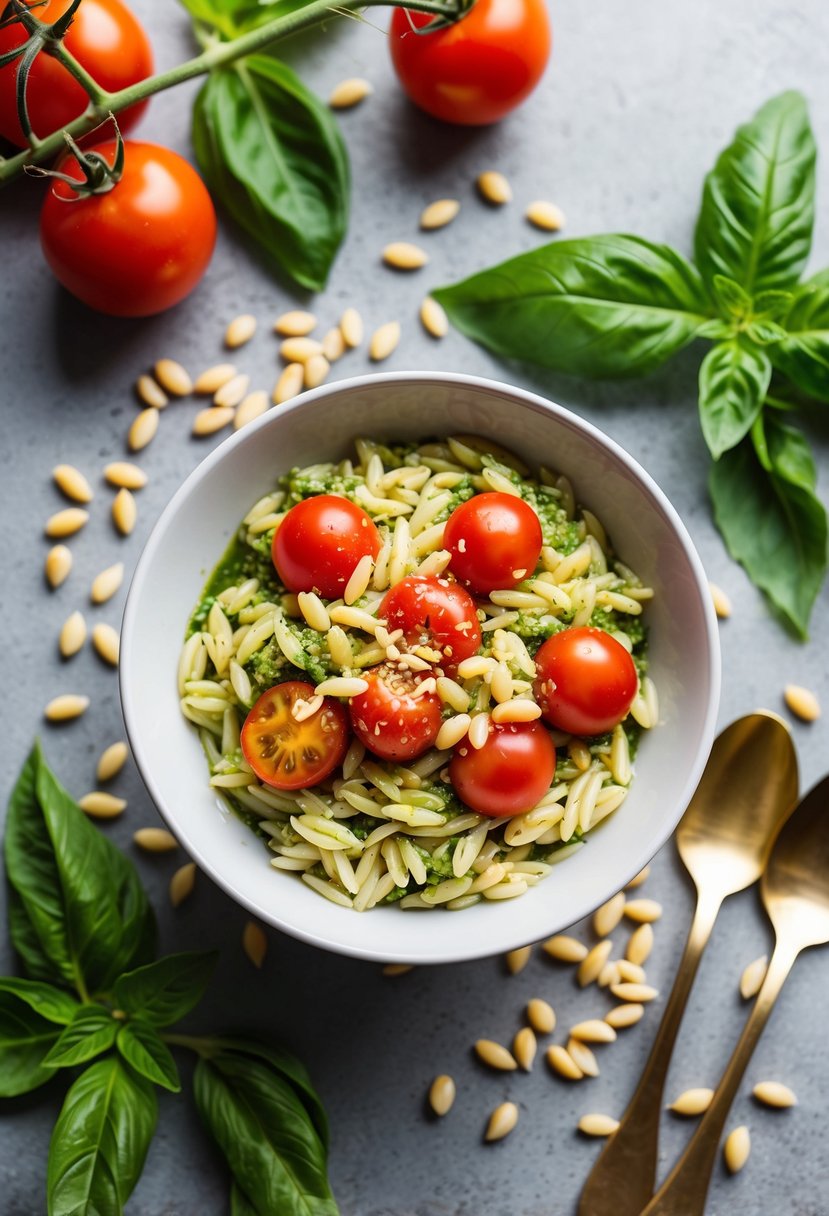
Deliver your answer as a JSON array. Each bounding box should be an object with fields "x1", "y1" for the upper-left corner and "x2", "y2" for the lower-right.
[
  {"x1": 434, "y1": 91, "x2": 829, "y2": 638},
  {"x1": 1, "y1": 745, "x2": 337, "y2": 1216}
]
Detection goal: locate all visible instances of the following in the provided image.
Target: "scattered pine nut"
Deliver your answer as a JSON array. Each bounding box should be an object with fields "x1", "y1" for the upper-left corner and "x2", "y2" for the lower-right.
[
  {"x1": 45, "y1": 507, "x2": 89, "y2": 539},
  {"x1": 526, "y1": 200, "x2": 566, "y2": 231},
  {"x1": 723, "y1": 1126, "x2": 751, "y2": 1174},
  {"x1": 578, "y1": 1114, "x2": 619, "y2": 1137},
  {"x1": 477, "y1": 170, "x2": 512, "y2": 205},
  {"x1": 104, "y1": 461, "x2": 147, "y2": 490},
  {"x1": 135, "y1": 374, "x2": 168, "y2": 409},
  {"x1": 91, "y1": 562, "x2": 124, "y2": 604},
  {"x1": 383, "y1": 241, "x2": 428, "y2": 270},
  {"x1": 279, "y1": 337, "x2": 322, "y2": 363},
  {"x1": 594, "y1": 892, "x2": 626, "y2": 938},
  {"x1": 669, "y1": 1087, "x2": 714, "y2": 1116},
  {"x1": 752, "y1": 1081, "x2": 796, "y2": 1109},
  {"x1": 567, "y1": 1038, "x2": 599, "y2": 1077},
  {"x1": 92, "y1": 623, "x2": 120, "y2": 666},
  {"x1": 45, "y1": 693, "x2": 89, "y2": 722},
  {"x1": 474, "y1": 1039, "x2": 517, "y2": 1071},
  {"x1": 370, "y1": 321, "x2": 401, "y2": 361},
  {"x1": 321, "y1": 326, "x2": 345, "y2": 363},
  {"x1": 153, "y1": 358, "x2": 192, "y2": 396},
  {"x1": 570, "y1": 1019, "x2": 617, "y2": 1044},
  {"x1": 193, "y1": 407, "x2": 235, "y2": 436},
  {"x1": 578, "y1": 940, "x2": 613, "y2": 987},
  {"x1": 79, "y1": 791, "x2": 126, "y2": 819},
  {"x1": 616, "y1": 959, "x2": 646, "y2": 984},
  {"x1": 506, "y1": 945, "x2": 532, "y2": 975},
  {"x1": 304, "y1": 353, "x2": 330, "y2": 389},
  {"x1": 605, "y1": 1003, "x2": 644, "y2": 1030},
  {"x1": 133, "y1": 827, "x2": 178, "y2": 852},
  {"x1": 542, "y1": 934, "x2": 588, "y2": 964},
  {"x1": 274, "y1": 310, "x2": 317, "y2": 337},
  {"x1": 598, "y1": 961, "x2": 621, "y2": 989},
  {"x1": 513, "y1": 1026, "x2": 537, "y2": 1071},
  {"x1": 626, "y1": 865, "x2": 651, "y2": 889},
  {"x1": 709, "y1": 581, "x2": 732, "y2": 618},
  {"x1": 626, "y1": 923, "x2": 654, "y2": 966},
  {"x1": 225, "y1": 313, "x2": 257, "y2": 348},
  {"x1": 624, "y1": 898, "x2": 663, "y2": 924},
  {"x1": 194, "y1": 363, "x2": 237, "y2": 394},
  {"x1": 428, "y1": 1074, "x2": 456, "y2": 1116},
  {"x1": 170, "y1": 862, "x2": 197, "y2": 908},
  {"x1": 526, "y1": 998, "x2": 556, "y2": 1035},
  {"x1": 234, "y1": 391, "x2": 269, "y2": 430},
  {"x1": 340, "y1": 307, "x2": 363, "y2": 348},
  {"x1": 610, "y1": 982, "x2": 658, "y2": 1003},
  {"x1": 382, "y1": 963, "x2": 414, "y2": 977},
  {"x1": 53, "y1": 464, "x2": 93, "y2": 503},
  {"x1": 484, "y1": 1101, "x2": 518, "y2": 1142},
  {"x1": 420, "y1": 296, "x2": 449, "y2": 338},
  {"x1": 784, "y1": 683, "x2": 821, "y2": 722},
  {"x1": 273, "y1": 362, "x2": 304, "y2": 405},
  {"x1": 128, "y1": 408, "x2": 159, "y2": 452},
  {"x1": 243, "y1": 920, "x2": 268, "y2": 968},
  {"x1": 96, "y1": 741, "x2": 128, "y2": 783},
  {"x1": 45, "y1": 544, "x2": 72, "y2": 589},
  {"x1": 59, "y1": 611, "x2": 86, "y2": 658},
  {"x1": 214, "y1": 372, "x2": 250, "y2": 408},
  {"x1": 112, "y1": 488, "x2": 137, "y2": 536},
  {"x1": 329, "y1": 76, "x2": 373, "y2": 108},
  {"x1": 739, "y1": 955, "x2": 768, "y2": 1000},
  {"x1": 547, "y1": 1044, "x2": 583, "y2": 1080},
  {"x1": 420, "y1": 198, "x2": 460, "y2": 229}
]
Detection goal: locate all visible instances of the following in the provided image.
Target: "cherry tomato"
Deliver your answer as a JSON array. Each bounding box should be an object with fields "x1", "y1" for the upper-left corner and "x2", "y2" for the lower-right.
[
  {"x1": 0, "y1": 0, "x2": 153, "y2": 147},
  {"x1": 534, "y1": 627, "x2": 638, "y2": 737},
  {"x1": 379, "y1": 575, "x2": 481, "y2": 667},
  {"x1": 241, "y1": 681, "x2": 349, "y2": 790},
  {"x1": 273, "y1": 496, "x2": 382, "y2": 600},
  {"x1": 389, "y1": 0, "x2": 551, "y2": 126},
  {"x1": 39, "y1": 139, "x2": 216, "y2": 316},
  {"x1": 444, "y1": 492, "x2": 543, "y2": 596},
  {"x1": 349, "y1": 664, "x2": 442, "y2": 762},
  {"x1": 449, "y1": 719, "x2": 555, "y2": 817}
]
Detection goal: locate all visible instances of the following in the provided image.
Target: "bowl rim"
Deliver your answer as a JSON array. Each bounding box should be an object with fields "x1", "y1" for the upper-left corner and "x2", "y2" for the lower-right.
[{"x1": 120, "y1": 370, "x2": 721, "y2": 962}]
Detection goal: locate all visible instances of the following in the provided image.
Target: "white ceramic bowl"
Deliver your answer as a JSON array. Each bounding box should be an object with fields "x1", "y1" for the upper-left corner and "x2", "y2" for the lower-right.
[{"x1": 121, "y1": 372, "x2": 720, "y2": 964}]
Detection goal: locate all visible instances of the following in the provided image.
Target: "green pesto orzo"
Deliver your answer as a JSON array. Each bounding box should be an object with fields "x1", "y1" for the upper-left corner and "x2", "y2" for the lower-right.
[{"x1": 179, "y1": 435, "x2": 657, "y2": 912}]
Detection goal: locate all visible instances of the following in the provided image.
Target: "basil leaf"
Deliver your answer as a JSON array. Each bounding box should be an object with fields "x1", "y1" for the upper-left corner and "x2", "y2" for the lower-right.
[
  {"x1": 710, "y1": 414, "x2": 828, "y2": 637},
  {"x1": 42, "y1": 1005, "x2": 118, "y2": 1070},
  {"x1": 116, "y1": 1021, "x2": 181, "y2": 1092},
  {"x1": 216, "y1": 1035, "x2": 329, "y2": 1150},
  {"x1": 711, "y1": 274, "x2": 752, "y2": 320},
  {"x1": 695, "y1": 91, "x2": 816, "y2": 296},
  {"x1": 0, "y1": 976, "x2": 79, "y2": 1024},
  {"x1": 433, "y1": 235, "x2": 712, "y2": 378},
  {"x1": 698, "y1": 338, "x2": 771, "y2": 458},
  {"x1": 0, "y1": 988, "x2": 64, "y2": 1096},
  {"x1": 192, "y1": 55, "x2": 349, "y2": 292},
  {"x1": 113, "y1": 951, "x2": 218, "y2": 1027},
  {"x1": 179, "y1": 0, "x2": 311, "y2": 37},
  {"x1": 772, "y1": 282, "x2": 829, "y2": 401},
  {"x1": 232, "y1": 1183, "x2": 260, "y2": 1216},
  {"x1": 194, "y1": 1050, "x2": 337, "y2": 1216},
  {"x1": 47, "y1": 1057, "x2": 157, "y2": 1216},
  {"x1": 753, "y1": 289, "x2": 793, "y2": 320}
]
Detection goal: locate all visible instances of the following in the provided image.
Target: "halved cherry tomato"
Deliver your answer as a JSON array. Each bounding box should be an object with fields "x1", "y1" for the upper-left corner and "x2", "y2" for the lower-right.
[
  {"x1": 534, "y1": 627, "x2": 638, "y2": 737},
  {"x1": 444, "y1": 492, "x2": 543, "y2": 596},
  {"x1": 449, "y1": 719, "x2": 556, "y2": 817},
  {"x1": 389, "y1": 0, "x2": 551, "y2": 126},
  {"x1": 379, "y1": 574, "x2": 481, "y2": 667},
  {"x1": 272, "y1": 496, "x2": 381, "y2": 599},
  {"x1": 349, "y1": 664, "x2": 442, "y2": 762},
  {"x1": 241, "y1": 681, "x2": 349, "y2": 790},
  {"x1": 0, "y1": 0, "x2": 153, "y2": 147}
]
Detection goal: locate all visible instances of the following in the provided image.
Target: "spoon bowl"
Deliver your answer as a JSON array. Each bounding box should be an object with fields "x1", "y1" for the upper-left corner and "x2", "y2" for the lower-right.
[{"x1": 762, "y1": 773, "x2": 829, "y2": 947}]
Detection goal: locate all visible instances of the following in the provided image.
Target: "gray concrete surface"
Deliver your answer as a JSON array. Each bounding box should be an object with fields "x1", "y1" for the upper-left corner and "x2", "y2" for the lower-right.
[{"x1": 2, "y1": 1, "x2": 829, "y2": 1212}]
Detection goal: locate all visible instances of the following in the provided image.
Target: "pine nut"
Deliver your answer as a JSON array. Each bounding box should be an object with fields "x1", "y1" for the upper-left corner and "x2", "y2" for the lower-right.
[
  {"x1": 129, "y1": 408, "x2": 159, "y2": 451},
  {"x1": 626, "y1": 923, "x2": 654, "y2": 966},
  {"x1": 513, "y1": 1026, "x2": 537, "y2": 1071},
  {"x1": 170, "y1": 862, "x2": 197, "y2": 908},
  {"x1": 420, "y1": 296, "x2": 449, "y2": 338},
  {"x1": 53, "y1": 464, "x2": 93, "y2": 503},
  {"x1": 506, "y1": 945, "x2": 532, "y2": 975},
  {"x1": 234, "y1": 391, "x2": 269, "y2": 430},
  {"x1": 304, "y1": 353, "x2": 330, "y2": 389},
  {"x1": 605, "y1": 1003, "x2": 644, "y2": 1030},
  {"x1": 723, "y1": 1126, "x2": 750, "y2": 1173},
  {"x1": 225, "y1": 313, "x2": 257, "y2": 348},
  {"x1": 104, "y1": 461, "x2": 147, "y2": 490},
  {"x1": 193, "y1": 407, "x2": 235, "y2": 436},
  {"x1": 369, "y1": 321, "x2": 401, "y2": 361},
  {"x1": 381, "y1": 963, "x2": 413, "y2": 977},
  {"x1": 542, "y1": 934, "x2": 588, "y2": 963},
  {"x1": 79, "y1": 791, "x2": 126, "y2": 818},
  {"x1": 435, "y1": 714, "x2": 471, "y2": 750},
  {"x1": 626, "y1": 865, "x2": 651, "y2": 889},
  {"x1": 45, "y1": 508, "x2": 88, "y2": 538},
  {"x1": 624, "y1": 898, "x2": 663, "y2": 923},
  {"x1": 598, "y1": 961, "x2": 621, "y2": 989},
  {"x1": 752, "y1": 1081, "x2": 796, "y2": 1109},
  {"x1": 546, "y1": 1044, "x2": 582, "y2": 1080},
  {"x1": 616, "y1": 959, "x2": 646, "y2": 984},
  {"x1": 784, "y1": 683, "x2": 820, "y2": 721},
  {"x1": 477, "y1": 170, "x2": 512, "y2": 205},
  {"x1": 593, "y1": 892, "x2": 626, "y2": 938},
  {"x1": 567, "y1": 1038, "x2": 599, "y2": 1077},
  {"x1": 428, "y1": 1074, "x2": 456, "y2": 1116},
  {"x1": 314, "y1": 676, "x2": 368, "y2": 698},
  {"x1": 322, "y1": 326, "x2": 345, "y2": 362},
  {"x1": 420, "y1": 198, "x2": 460, "y2": 229},
  {"x1": 91, "y1": 562, "x2": 124, "y2": 604},
  {"x1": 59, "y1": 611, "x2": 86, "y2": 657},
  {"x1": 669, "y1": 1088, "x2": 714, "y2": 1116},
  {"x1": 214, "y1": 373, "x2": 250, "y2": 407},
  {"x1": 570, "y1": 1019, "x2": 617, "y2": 1044},
  {"x1": 610, "y1": 982, "x2": 658, "y2": 1003},
  {"x1": 154, "y1": 358, "x2": 192, "y2": 396},
  {"x1": 739, "y1": 955, "x2": 768, "y2": 1000},
  {"x1": 96, "y1": 741, "x2": 128, "y2": 782},
  {"x1": 92, "y1": 623, "x2": 120, "y2": 666},
  {"x1": 709, "y1": 581, "x2": 732, "y2": 618},
  {"x1": 484, "y1": 1101, "x2": 518, "y2": 1142},
  {"x1": 578, "y1": 1114, "x2": 619, "y2": 1137},
  {"x1": 274, "y1": 310, "x2": 317, "y2": 336},
  {"x1": 45, "y1": 693, "x2": 89, "y2": 721},
  {"x1": 135, "y1": 374, "x2": 168, "y2": 409},
  {"x1": 329, "y1": 76, "x2": 372, "y2": 108},
  {"x1": 578, "y1": 940, "x2": 613, "y2": 987},
  {"x1": 112, "y1": 488, "x2": 137, "y2": 535},
  {"x1": 279, "y1": 337, "x2": 322, "y2": 363},
  {"x1": 340, "y1": 307, "x2": 363, "y2": 348},
  {"x1": 194, "y1": 363, "x2": 237, "y2": 394},
  {"x1": 474, "y1": 1039, "x2": 517, "y2": 1071},
  {"x1": 273, "y1": 362, "x2": 304, "y2": 404},
  {"x1": 133, "y1": 827, "x2": 178, "y2": 852},
  {"x1": 45, "y1": 544, "x2": 72, "y2": 588},
  {"x1": 526, "y1": 200, "x2": 566, "y2": 231},
  {"x1": 527, "y1": 998, "x2": 556, "y2": 1035},
  {"x1": 242, "y1": 920, "x2": 267, "y2": 968},
  {"x1": 382, "y1": 241, "x2": 428, "y2": 270}
]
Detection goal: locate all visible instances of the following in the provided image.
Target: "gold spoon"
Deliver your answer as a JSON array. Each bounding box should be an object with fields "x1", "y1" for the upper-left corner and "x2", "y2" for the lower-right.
[
  {"x1": 641, "y1": 772, "x2": 829, "y2": 1215},
  {"x1": 578, "y1": 711, "x2": 797, "y2": 1216}
]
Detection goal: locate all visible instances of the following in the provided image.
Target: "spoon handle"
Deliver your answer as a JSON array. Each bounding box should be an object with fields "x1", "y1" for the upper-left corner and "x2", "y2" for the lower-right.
[
  {"x1": 640, "y1": 938, "x2": 799, "y2": 1216},
  {"x1": 577, "y1": 887, "x2": 723, "y2": 1216}
]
